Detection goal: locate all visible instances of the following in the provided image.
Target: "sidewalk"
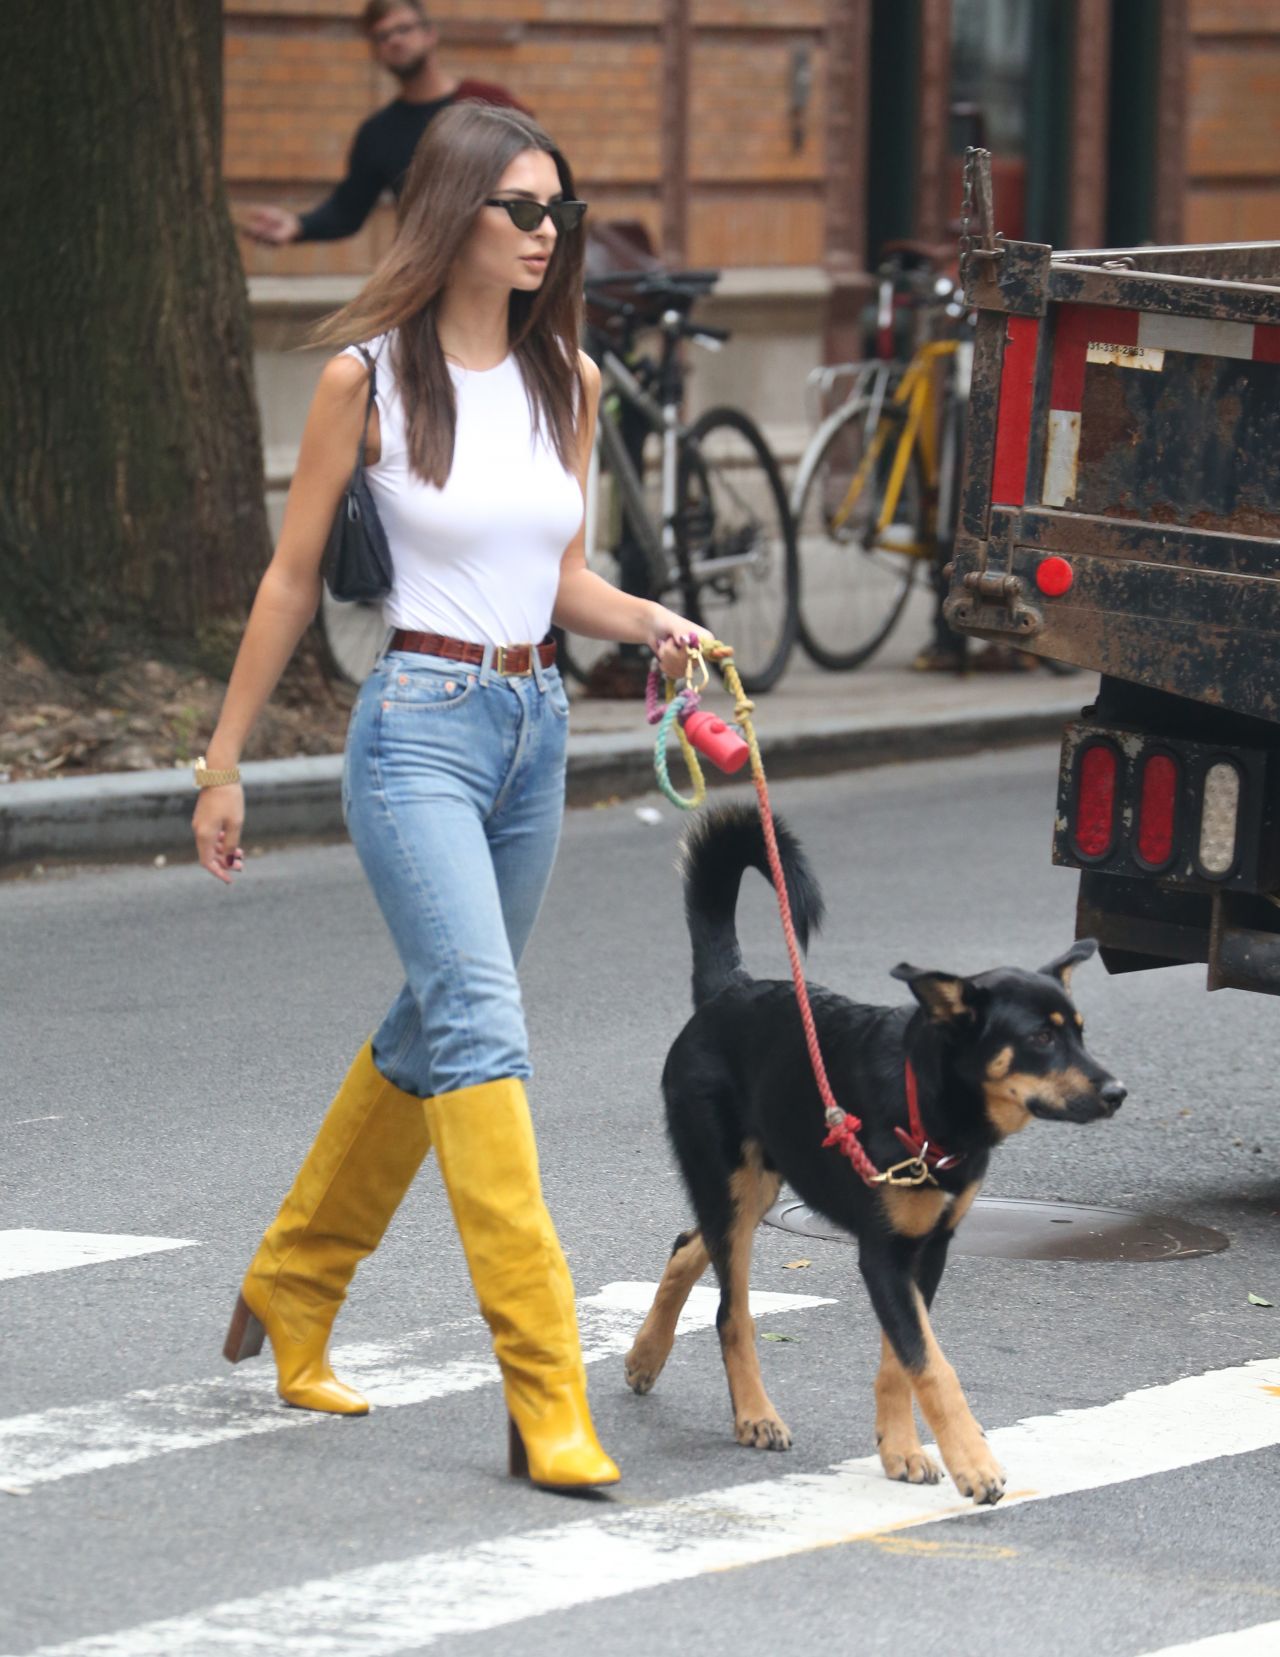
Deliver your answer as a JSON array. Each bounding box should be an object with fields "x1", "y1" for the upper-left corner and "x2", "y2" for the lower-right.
[{"x1": 0, "y1": 603, "x2": 1090, "y2": 870}]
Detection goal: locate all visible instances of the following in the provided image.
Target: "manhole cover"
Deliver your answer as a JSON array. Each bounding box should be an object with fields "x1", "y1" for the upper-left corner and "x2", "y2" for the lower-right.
[{"x1": 764, "y1": 1196, "x2": 1228, "y2": 1262}]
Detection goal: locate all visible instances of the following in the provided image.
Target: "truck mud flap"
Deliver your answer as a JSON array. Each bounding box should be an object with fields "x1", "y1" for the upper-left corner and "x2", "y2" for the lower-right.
[{"x1": 1079, "y1": 874, "x2": 1280, "y2": 995}]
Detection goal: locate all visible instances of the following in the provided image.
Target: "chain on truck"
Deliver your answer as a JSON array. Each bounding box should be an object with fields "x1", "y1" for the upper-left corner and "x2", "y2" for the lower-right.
[{"x1": 949, "y1": 148, "x2": 1280, "y2": 996}]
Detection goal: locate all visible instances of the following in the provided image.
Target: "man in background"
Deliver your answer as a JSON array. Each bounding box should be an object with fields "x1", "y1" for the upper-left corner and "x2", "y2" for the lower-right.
[{"x1": 241, "y1": 1, "x2": 528, "y2": 246}]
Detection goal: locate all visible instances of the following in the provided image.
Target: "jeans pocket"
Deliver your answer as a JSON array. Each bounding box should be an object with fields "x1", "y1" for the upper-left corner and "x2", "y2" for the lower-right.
[{"x1": 381, "y1": 668, "x2": 477, "y2": 714}]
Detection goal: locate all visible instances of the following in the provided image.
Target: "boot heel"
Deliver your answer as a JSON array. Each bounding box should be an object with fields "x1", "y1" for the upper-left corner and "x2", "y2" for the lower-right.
[
  {"x1": 508, "y1": 1415, "x2": 530, "y2": 1480},
  {"x1": 223, "y1": 1293, "x2": 266, "y2": 1364}
]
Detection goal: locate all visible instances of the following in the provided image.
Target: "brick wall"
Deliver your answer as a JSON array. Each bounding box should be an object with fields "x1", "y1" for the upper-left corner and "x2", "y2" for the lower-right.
[
  {"x1": 1184, "y1": 0, "x2": 1280, "y2": 241},
  {"x1": 224, "y1": 1, "x2": 827, "y2": 276}
]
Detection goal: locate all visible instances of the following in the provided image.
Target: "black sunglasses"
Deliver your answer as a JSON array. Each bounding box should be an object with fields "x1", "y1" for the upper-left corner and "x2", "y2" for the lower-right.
[{"x1": 485, "y1": 197, "x2": 588, "y2": 234}]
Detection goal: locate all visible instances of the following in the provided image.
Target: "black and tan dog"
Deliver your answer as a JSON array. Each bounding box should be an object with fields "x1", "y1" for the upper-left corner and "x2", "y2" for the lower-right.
[{"x1": 625, "y1": 806, "x2": 1125, "y2": 1506}]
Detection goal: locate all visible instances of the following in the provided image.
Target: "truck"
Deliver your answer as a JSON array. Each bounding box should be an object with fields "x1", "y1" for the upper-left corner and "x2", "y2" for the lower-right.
[{"x1": 947, "y1": 151, "x2": 1280, "y2": 995}]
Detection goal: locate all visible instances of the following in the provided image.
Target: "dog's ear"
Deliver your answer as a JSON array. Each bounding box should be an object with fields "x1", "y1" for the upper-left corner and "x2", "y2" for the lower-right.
[
  {"x1": 890, "y1": 963, "x2": 975, "y2": 1023},
  {"x1": 1040, "y1": 937, "x2": 1098, "y2": 992}
]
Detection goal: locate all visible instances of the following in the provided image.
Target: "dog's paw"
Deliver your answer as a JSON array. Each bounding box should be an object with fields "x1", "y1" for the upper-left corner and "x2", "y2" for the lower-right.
[
  {"x1": 948, "y1": 1452, "x2": 1006, "y2": 1506},
  {"x1": 735, "y1": 1414, "x2": 792, "y2": 1451},
  {"x1": 878, "y1": 1443, "x2": 941, "y2": 1485},
  {"x1": 623, "y1": 1345, "x2": 661, "y2": 1395}
]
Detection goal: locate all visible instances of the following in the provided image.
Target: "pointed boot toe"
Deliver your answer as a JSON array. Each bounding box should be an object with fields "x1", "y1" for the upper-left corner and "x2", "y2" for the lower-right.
[
  {"x1": 267, "y1": 1319, "x2": 371, "y2": 1415},
  {"x1": 230, "y1": 1284, "x2": 370, "y2": 1416},
  {"x1": 279, "y1": 1372, "x2": 370, "y2": 1415},
  {"x1": 508, "y1": 1413, "x2": 620, "y2": 1490}
]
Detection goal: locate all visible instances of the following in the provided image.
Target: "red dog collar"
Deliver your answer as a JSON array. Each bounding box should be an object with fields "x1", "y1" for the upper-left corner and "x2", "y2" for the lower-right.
[{"x1": 894, "y1": 1060, "x2": 965, "y2": 1172}]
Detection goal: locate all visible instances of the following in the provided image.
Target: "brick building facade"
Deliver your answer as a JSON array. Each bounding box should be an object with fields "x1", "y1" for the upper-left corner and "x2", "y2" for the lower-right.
[
  {"x1": 225, "y1": 1, "x2": 1280, "y2": 295},
  {"x1": 1184, "y1": 0, "x2": 1280, "y2": 242},
  {"x1": 230, "y1": 0, "x2": 1280, "y2": 510},
  {"x1": 226, "y1": 0, "x2": 829, "y2": 279}
]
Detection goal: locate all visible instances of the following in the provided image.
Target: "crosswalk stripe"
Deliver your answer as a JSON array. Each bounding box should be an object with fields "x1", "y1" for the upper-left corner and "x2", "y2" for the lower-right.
[
  {"x1": 1136, "y1": 1623, "x2": 1280, "y2": 1657},
  {"x1": 9, "y1": 1354, "x2": 1279, "y2": 1657},
  {"x1": 0, "y1": 1281, "x2": 833, "y2": 1490},
  {"x1": 0, "y1": 1230, "x2": 198, "y2": 1282}
]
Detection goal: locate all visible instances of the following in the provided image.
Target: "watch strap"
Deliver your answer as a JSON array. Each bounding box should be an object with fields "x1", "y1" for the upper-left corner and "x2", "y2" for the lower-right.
[{"x1": 194, "y1": 755, "x2": 242, "y2": 789}]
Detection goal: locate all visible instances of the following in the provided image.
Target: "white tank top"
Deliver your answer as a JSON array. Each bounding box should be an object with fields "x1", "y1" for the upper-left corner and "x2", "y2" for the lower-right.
[{"x1": 343, "y1": 334, "x2": 583, "y2": 644}]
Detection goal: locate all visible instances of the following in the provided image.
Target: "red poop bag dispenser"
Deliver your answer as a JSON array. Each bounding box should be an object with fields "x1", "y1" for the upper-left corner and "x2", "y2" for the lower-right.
[{"x1": 682, "y1": 708, "x2": 750, "y2": 774}]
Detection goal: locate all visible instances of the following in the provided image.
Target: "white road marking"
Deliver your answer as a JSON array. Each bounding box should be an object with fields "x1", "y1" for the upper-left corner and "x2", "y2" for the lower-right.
[
  {"x1": 0, "y1": 1281, "x2": 833, "y2": 1489},
  {"x1": 0, "y1": 1230, "x2": 197, "y2": 1282},
  {"x1": 9, "y1": 1355, "x2": 1279, "y2": 1657},
  {"x1": 1136, "y1": 1623, "x2": 1280, "y2": 1657}
]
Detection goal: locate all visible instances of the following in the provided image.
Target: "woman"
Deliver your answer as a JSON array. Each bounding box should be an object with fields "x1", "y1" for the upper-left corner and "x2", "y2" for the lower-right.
[{"x1": 192, "y1": 103, "x2": 707, "y2": 1492}]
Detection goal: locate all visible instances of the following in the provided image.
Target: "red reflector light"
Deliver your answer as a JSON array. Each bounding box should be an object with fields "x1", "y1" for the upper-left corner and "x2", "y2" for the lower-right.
[
  {"x1": 1074, "y1": 743, "x2": 1118, "y2": 858},
  {"x1": 1136, "y1": 752, "x2": 1178, "y2": 866},
  {"x1": 1036, "y1": 556, "x2": 1074, "y2": 596}
]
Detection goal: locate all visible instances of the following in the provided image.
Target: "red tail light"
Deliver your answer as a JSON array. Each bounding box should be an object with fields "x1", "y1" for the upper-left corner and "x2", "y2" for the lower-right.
[
  {"x1": 1074, "y1": 742, "x2": 1118, "y2": 858},
  {"x1": 1136, "y1": 752, "x2": 1179, "y2": 867}
]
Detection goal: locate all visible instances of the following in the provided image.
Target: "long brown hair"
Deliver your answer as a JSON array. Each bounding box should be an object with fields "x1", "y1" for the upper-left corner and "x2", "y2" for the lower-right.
[{"x1": 314, "y1": 103, "x2": 585, "y2": 487}]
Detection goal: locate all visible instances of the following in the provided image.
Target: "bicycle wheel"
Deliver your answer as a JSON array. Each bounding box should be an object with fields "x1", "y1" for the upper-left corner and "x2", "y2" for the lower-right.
[
  {"x1": 676, "y1": 406, "x2": 799, "y2": 694},
  {"x1": 321, "y1": 589, "x2": 390, "y2": 684},
  {"x1": 794, "y1": 400, "x2": 925, "y2": 671}
]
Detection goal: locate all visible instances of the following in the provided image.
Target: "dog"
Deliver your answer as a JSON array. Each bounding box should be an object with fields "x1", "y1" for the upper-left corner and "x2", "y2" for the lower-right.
[{"x1": 625, "y1": 805, "x2": 1125, "y2": 1506}]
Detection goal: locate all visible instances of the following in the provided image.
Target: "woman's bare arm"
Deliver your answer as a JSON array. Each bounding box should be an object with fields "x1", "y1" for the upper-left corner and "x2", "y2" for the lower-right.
[{"x1": 192, "y1": 353, "x2": 372, "y2": 881}]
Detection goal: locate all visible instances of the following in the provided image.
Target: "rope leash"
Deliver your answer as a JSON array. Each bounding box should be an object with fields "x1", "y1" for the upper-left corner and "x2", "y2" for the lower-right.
[
  {"x1": 650, "y1": 639, "x2": 933, "y2": 1190},
  {"x1": 646, "y1": 658, "x2": 706, "y2": 810}
]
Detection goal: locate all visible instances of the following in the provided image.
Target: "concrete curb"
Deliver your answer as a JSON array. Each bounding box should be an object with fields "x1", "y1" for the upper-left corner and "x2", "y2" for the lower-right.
[{"x1": 0, "y1": 698, "x2": 1081, "y2": 869}]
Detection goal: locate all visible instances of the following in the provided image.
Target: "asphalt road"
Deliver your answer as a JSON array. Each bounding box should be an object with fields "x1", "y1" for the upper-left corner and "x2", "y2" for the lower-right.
[{"x1": 2, "y1": 745, "x2": 1278, "y2": 1656}]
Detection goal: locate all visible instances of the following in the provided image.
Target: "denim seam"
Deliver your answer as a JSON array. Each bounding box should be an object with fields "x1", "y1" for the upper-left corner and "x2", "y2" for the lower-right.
[
  {"x1": 366, "y1": 698, "x2": 482, "y2": 1092},
  {"x1": 489, "y1": 683, "x2": 531, "y2": 821}
]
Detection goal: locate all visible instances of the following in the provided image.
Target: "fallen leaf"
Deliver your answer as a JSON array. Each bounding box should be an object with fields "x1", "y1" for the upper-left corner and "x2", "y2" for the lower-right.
[
  {"x1": 1247, "y1": 1292, "x2": 1274, "y2": 1307},
  {"x1": 760, "y1": 1333, "x2": 799, "y2": 1343},
  {"x1": 783, "y1": 1259, "x2": 811, "y2": 1270}
]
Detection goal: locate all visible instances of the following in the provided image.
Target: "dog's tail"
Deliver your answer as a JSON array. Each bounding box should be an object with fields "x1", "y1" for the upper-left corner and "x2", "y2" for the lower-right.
[{"x1": 680, "y1": 804, "x2": 824, "y2": 1007}]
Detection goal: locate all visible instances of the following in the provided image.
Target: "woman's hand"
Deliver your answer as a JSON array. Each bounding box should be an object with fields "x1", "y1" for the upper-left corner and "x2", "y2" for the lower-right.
[
  {"x1": 649, "y1": 609, "x2": 715, "y2": 683},
  {"x1": 192, "y1": 784, "x2": 246, "y2": 885}
]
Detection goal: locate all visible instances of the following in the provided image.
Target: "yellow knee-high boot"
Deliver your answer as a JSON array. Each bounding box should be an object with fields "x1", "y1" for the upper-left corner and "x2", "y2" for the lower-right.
[
  {"x1": 424, "y1": 1077, "x2": 619, "y2": 1489},
  {"x1": 224, "y1": 1040, "x2": 431, "y2": 1414}
]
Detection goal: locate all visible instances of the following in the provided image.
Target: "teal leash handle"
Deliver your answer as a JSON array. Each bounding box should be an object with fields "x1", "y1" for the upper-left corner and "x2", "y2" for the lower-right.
[{"x1": 654, "y1": 689, "x2": 701, "y2": 810}]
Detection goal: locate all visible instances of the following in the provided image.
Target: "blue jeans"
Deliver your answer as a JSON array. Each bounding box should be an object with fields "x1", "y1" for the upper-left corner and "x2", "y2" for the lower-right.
[{"x1": 343, "y1": 647, "x2": 569, "y2": 1098}]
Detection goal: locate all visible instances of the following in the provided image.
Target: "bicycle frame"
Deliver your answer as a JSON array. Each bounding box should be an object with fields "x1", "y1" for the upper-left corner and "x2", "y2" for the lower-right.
[
  {"x1": 830, "y1": 339, "x2": 959, "y2": 552},
  {"x1": 591, "y1": 334, "x2": 765, "y2": 590},
  {"x1": 590, "y1": 343, "x2": 678, "y2": 592}
]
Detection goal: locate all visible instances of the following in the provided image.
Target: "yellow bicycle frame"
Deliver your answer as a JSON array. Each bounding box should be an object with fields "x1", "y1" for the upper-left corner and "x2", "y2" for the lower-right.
[{"x1": 830, "y1": 339, "x2": 959, "y2": 559}]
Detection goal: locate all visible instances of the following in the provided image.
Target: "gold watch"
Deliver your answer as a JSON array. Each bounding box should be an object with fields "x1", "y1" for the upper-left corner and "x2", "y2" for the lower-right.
[{"x1": 193, "y1": 755, "x2": 242, "y2": 789}]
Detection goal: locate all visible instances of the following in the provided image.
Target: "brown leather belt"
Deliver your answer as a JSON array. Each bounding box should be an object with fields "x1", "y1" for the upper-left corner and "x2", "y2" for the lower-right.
[{"x1": 389, "y1": 630, "x2": 557, "y2": 676}]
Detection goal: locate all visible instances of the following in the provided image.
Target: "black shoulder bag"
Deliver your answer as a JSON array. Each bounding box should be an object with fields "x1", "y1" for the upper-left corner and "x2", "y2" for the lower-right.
[{"x1": 323, "y1": 345, "x2": 394, "y2": 604}]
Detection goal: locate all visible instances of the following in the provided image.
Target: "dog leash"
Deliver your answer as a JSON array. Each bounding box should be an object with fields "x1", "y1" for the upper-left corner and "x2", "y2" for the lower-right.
[{"x1": 650, "y1": 638, "x2": 935, "y2": 1190}]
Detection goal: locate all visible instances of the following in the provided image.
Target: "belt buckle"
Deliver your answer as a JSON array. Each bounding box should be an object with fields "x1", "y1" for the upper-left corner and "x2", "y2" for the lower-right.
[{"x1": 494, "y1": 644, "x2": 531, "y2": 677}]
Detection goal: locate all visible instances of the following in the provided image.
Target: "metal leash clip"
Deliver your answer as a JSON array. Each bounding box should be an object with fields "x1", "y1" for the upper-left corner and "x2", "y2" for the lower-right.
[
  {"x1": 684, "y1": 641, "x2": 709, "y2": 694},
  {"x1": 872, "y1": 1153, "x2": 939, "y2": 1188}
]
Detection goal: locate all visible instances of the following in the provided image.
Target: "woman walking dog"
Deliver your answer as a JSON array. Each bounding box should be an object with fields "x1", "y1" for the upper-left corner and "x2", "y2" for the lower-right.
[{"x1": 192, "y1": 103, "x2": 706, "y2": 1491}]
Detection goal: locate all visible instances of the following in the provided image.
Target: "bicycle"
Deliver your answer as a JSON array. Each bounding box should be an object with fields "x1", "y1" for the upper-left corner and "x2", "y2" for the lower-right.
[
  {"x1": 790, "y1": 250, "x2": 971, "y2": 672},
  {"x1": 559, "y1": 268, "x2": 799, "y2": 695}
]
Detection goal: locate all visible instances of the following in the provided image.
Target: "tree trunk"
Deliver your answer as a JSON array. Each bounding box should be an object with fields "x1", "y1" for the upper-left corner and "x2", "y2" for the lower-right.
[{"x1": 0, "y1": 1, "x2": 270, "y2": 673}]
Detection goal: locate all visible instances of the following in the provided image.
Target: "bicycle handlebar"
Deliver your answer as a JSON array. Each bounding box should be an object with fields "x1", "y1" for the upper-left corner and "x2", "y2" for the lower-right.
[
  {"x1": 585, "y1": 269, "x2": 730, "y2": 348},
  {"x1": 585, "y1": 267, "x2": 721, "y2": 300}
]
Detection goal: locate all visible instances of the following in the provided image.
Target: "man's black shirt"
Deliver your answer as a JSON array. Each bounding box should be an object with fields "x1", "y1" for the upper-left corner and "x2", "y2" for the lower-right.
[{"x1": 297, "y1": 82, "x2": 524, "y2": 242}]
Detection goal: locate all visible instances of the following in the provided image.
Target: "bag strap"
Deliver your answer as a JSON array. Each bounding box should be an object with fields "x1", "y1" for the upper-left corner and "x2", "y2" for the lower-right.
[{"x1": 351, "y1": 344, "x2": 378, "y2": 474}]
